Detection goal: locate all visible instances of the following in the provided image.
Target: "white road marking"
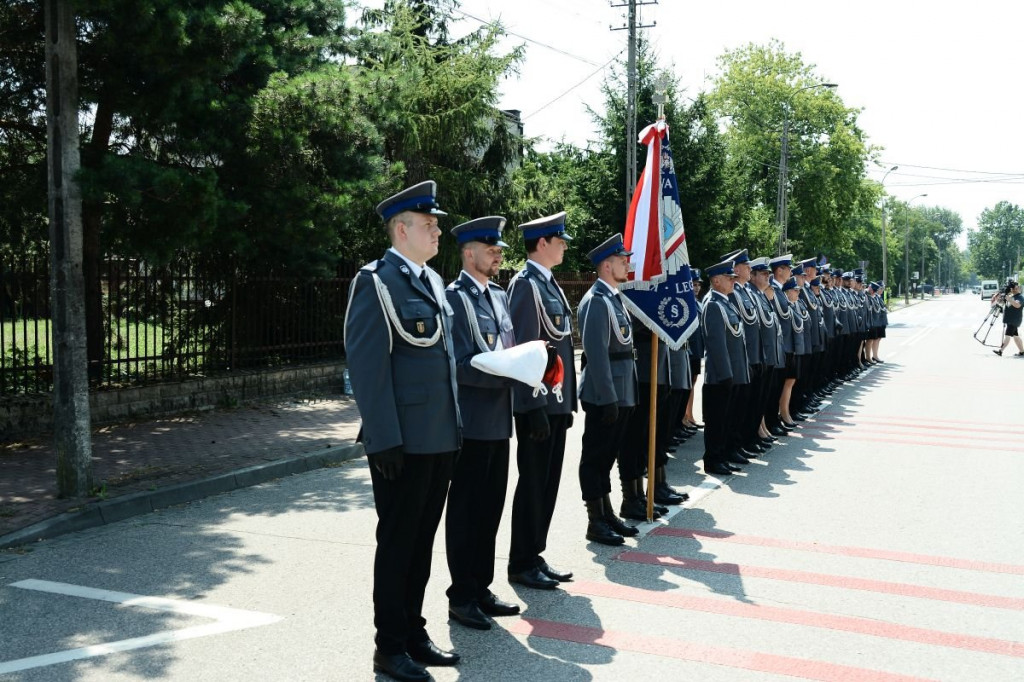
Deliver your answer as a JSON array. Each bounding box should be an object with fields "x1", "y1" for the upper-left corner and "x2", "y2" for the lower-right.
[
  {"x1": 900, "y1": 326, "x2": 933, "y2": 347},
  {"x1": 0, "y1": 579, "x2": 282, "y2": 674}
]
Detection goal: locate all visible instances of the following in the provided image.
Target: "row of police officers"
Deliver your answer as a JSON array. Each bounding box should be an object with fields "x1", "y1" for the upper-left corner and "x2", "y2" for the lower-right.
[{"x1": 343, "y1": 181, "x2": 888, "y2": 682}]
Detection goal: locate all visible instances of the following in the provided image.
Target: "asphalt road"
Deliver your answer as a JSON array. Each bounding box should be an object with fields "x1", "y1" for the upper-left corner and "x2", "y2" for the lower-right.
[{"x1": 2, "y1": 292, "x2": 1022, "y2": 681}]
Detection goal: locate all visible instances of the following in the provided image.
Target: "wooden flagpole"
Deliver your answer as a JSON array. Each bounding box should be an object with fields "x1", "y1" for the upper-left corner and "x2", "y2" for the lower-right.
[{"x1": 646, "y1": 336, "x2": 658, "y2": 521}]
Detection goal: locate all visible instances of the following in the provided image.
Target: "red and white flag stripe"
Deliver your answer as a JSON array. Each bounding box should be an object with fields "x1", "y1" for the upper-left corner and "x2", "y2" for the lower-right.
[{"x1": 624, "y1": 121, "x2": 667, "y2": 283}]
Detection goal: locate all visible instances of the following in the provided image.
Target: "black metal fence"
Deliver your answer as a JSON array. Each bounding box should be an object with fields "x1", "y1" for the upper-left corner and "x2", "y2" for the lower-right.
[{"x1": 1, "y1": 255, "x2": 595, "y2": 396}]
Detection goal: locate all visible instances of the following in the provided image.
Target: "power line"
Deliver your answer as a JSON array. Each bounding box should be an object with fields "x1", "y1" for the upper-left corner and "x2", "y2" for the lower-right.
[
  {"x1": 523, "y1": 50, "x2": 625, "y2": 120},
  {"x1": 877, "y1": 161, "x2": 1024, "y2": 176},
  {"x1": 450, "y1": 7, "x2": 607, "y2": 67}
]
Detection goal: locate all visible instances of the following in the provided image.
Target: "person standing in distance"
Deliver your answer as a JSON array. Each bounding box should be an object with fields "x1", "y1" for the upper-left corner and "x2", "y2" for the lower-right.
[
  {"x1": 344, "y1": 180, "x2": 461, "y2": 682},
  {"x1": 577, "y1": 234, "x2": 641, "y2": 546},
  {"x1": 444, "y1": 216, "x2": 524, "y2": 632},
  {"x1": 506, "y1": 212, "x2": 578, "y2": 589},
  {"x1": 993, "y1": 280, "x2": 1024, "y2": 356}
]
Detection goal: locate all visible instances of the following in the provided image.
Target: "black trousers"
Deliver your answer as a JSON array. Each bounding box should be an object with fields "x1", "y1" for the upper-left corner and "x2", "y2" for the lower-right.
[
  {"x1": 756, "y1": 365, "x2": 777, "y2": 430},
  {"x1": 446, "y1": 438, "x2": 510, "y2": 607},
  {"x1": 702, "y1": 380, "x2": 733, "y2": 465},
  {"x1": 739, "y1": 364, "x2": 764, "y2": 445},
  {"x1": 369, "y1": 451, "x2": 455, "y2": 654},
  {"x1": 509, "y1": 413, "x2": 569, "y2": 574},
  {"x1": 765, "y1": 363, "x2": 787, "y2": 428},
  {"x1": 579, "y1": 402, "x2": 633, "y2": 500},
  {"x1": 619, "y1": 382, "x2": 668, "y2": 479},
  {"x1": 666, "y1": 387, "x2": 690, "y2": 436}
]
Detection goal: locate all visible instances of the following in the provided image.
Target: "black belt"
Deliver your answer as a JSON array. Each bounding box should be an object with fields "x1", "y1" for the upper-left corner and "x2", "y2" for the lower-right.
[{"x1": 609, "y1": 350, "x2": 637, "y2": 361}]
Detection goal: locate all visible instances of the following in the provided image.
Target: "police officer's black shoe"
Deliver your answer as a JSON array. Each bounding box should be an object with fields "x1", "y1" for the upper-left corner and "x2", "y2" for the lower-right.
[
  {"x1": 619, "y1": 479, "x2": 662, "y2": 520},
  {"x1": 539, "y1": 561, "x2": 573, "y2": 582},
  {"x1": 508, "y1": 567, "x2": 558, "y2": 590},
  {"x1": 585, "y1": 498, "x2": 625, "y2": 546},
  {"x1": 479, "y1": 593, "x2": 520, "y2": 616},
  {"x1": 407, "y1": 638, "x2": 460, "y2": 666},
  {"x1": 373, "y1": 651, "x2": 431, "y2": 681},
  {"x1": 705, "y1": 462, "x2": 733, "y2": 475},
  {"x1": 602, "y1": 494, "x2": 639, "y2": 536},
  {"x1": 448, "y1": 602, "x2": 491, "y2": 630},
  {"x1": 725, "y1": 451, "x2": 749, "y2": 465}
]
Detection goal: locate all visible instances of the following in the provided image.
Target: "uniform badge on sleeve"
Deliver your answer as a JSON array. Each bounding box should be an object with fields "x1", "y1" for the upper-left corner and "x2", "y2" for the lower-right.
[
  {"x1": 416, "y1": 321, "x2": 426, "y2": 334},
  {"x1": 486, "y1": 332, "x2": 495, "y2": 346},
  {"x1": 554, "y1": 315, "x2": 562, "y2": 327},
  {"x1": 620, "y1": 326, "x2": 627, "y2": 336}
]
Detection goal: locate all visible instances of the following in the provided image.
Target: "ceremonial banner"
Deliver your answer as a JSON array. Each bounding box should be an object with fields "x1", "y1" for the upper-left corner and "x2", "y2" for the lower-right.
[{"x1": 620, "y1": 120, "x2": 700, "y2": 349}]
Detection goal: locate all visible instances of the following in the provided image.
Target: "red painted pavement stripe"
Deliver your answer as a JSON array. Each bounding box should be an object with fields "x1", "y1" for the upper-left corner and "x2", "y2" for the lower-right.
[
  {"x1": 793, "y1": 429, "x2": 1024, "y2": 454},
  {"x1": 808, "y1": 422, "x2": 1019, "y2": 442},
  {"x1": 505, "y1": 617, "x2": 933, "y2": 682},
  {"x1": 616, "y1": 551, "x2": 1024, "y2": 611},
  {"x1": 651, "y1": 527, "x2": 1024, "y2": 575},
  {"x1": 565, "y1": 580, "x2": 1024, "y2": 658},
  {"x1": 814, "y1": 415, "x2": 1019, "y2": 436},
  {"x1": 817, "y1": 413, "x2": 1011, "y2": 429}
]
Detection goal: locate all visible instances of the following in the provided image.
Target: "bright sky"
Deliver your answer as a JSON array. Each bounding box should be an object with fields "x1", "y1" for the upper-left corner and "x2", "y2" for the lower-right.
[{"x1": 434, "y1": 0, "x2": 1024, "y2": 246}]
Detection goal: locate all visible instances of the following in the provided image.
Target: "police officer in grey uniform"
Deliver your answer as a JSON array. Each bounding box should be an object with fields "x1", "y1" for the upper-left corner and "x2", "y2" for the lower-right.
[
  {"x1": 443, "y1": 216, "x2": 523, "y2": 631},
  {"x1": 577, "y1": 234, "x2": 641, "y2": 545},
  {"x1": 722, "y1": 248, "x2": 764, "y2": 458},
  {"x1": 506, "y1": 212, "x2": 578, "y2": 590},
  {"x1": 344, "y1": 180, "x2": 461, "y2": 681},
  {"x1": 766, "y1": 254, "x2": 794, "y2": 435},
  {"x1": 749, "y1": 256, "x2": 783, "y2": 446},
  {"x1": 818, "y1": 267, "x2": 840, "y2": 391},
  {"x1": 700, "y1": 259, "x2": 750, "y2": 475}
]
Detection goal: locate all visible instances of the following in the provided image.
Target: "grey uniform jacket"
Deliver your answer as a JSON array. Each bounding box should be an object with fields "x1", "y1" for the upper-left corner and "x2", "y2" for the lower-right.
[
  {"x1": 800, "y1": 285, "x2": 824, "y2": 352},
  {"x1": 792, "y1": 298, "x2": 809, "y2": 356},
  {"x1": 835, "y1": 288, "x2": 852, "y2": 336},
  {"x1": 753, "y1": 286, "x2": 783, "y2": 368},
  {"x1": 731, "y1": 283, "x2": 763, "y2": 367},
  {"x1": 578, "y1": 282, "x2": 639, "y2": 407},
  {"x1": 633, "y1": 321, "x2": 669, "y2": 386},
  {"x1": 820, "y1": 288, "x2": 837, "y2": 339},
  {"x1": 771, "y1": 282, "x2": 795, "y2": 354},
  {"x1": 446, "y1": 272, "x2": 517, "y2": 441},
  {"x1": 701, "y1": 291, "x2": 750, "y2": 385},
  {"x1": 343, "y1": 250, "x2": 461, "y2": 456},
  {"x1": 507, "y1": 262, "x2": 578, "y2": 415},
  {"x1": 668, "y1": 345, "x2": 692, "y2": 390}
]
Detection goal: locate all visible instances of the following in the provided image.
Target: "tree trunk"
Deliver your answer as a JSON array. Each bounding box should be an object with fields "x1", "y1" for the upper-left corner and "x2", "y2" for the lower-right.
[{"x1": 45, "y1": 0, "x2": 93, "y2": 497}]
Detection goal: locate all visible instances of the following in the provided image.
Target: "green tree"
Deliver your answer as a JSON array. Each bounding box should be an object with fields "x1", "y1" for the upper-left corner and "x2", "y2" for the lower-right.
[
  {"x1": 0, "y1": 0, "x2": 48, "y2": 257},
  {"x1": 355, "y1": 0, "x2": 524, "y2": 273},
  {"x1": 708, "y1": 40, "x2": 876, "y2": 258},
  {"x1": 969, "y1": 201, "x2": 1024, "y2": 279}
]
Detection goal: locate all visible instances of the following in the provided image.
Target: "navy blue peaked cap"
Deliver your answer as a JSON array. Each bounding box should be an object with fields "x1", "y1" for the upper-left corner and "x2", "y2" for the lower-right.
[
  {"x1": 376, "y1": 180, "x2": 447, "y2": 221},
  {"x1": 451, "y1": 216, "x2": 509, "y2": 247},
  {"x1": 587, "y1": 234, "x2": 632, "y2": 264},
  {"x1": 519, "y1": 211, "x2": 573, "y2": 241}
]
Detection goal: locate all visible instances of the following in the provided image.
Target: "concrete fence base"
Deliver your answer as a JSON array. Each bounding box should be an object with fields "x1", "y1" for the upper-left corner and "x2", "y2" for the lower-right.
[{"x1": 1, "y1": 361, "x2": 347, "y2": 441}]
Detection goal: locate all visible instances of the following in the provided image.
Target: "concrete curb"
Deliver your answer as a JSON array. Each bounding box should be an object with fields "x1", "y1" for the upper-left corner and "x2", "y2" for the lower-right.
[{"x1": 0, "y1": 442, "x2": 364, "y2": 550}]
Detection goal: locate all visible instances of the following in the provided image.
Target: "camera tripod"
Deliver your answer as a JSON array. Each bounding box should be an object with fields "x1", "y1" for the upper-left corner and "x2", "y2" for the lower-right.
[{"x1": 973, "y1": 302, "x2": 1005, "y2": 346}]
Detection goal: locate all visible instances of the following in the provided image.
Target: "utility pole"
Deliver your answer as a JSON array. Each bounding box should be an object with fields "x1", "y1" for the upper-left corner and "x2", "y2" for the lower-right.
[
  {"x1": 46, "y1": 0, "x2": 93, "y2": 497},
  {"x1": 611, "y1": 0, "x2": 656, "y2": 206}
]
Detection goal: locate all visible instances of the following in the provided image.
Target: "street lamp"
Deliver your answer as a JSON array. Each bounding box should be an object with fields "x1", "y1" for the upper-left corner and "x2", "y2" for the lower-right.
[
  {"x1": 904, "y1": 193, "x2": 928, "y2": 305},
  {"x1": 880, "y1": 165, "x2": 898, "y2": 296},
  {"x1": 776, "y1": 81, "x2": 839, "y2": 255}
]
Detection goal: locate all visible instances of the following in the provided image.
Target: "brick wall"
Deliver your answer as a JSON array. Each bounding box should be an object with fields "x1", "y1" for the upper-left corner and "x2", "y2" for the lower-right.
[{"x1": 0, "y1": 362, "x2": 347, "y2": 441}]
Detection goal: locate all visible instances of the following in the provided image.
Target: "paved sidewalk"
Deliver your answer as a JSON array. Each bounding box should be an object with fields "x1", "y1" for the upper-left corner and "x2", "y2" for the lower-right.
[{"x1": 0, "y1": 395, "x2": 363, "y2": 548}]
